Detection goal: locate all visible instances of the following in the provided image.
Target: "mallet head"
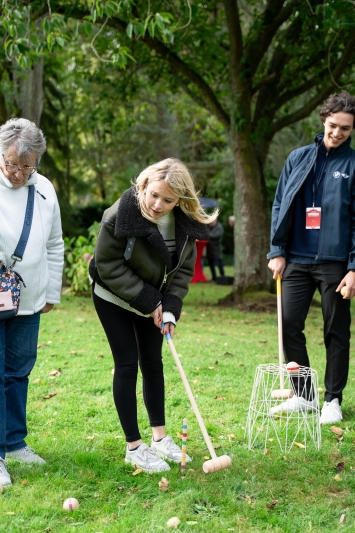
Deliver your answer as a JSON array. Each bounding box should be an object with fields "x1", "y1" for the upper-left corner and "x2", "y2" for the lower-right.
[{"x1": 202, "y1": 455, "x2": 231, "y2": 474}]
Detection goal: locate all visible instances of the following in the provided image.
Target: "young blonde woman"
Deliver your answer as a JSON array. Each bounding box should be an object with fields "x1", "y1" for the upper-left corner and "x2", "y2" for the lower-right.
[{"x1": 90, "y1": 158, "x2": 218, "y2": 473}]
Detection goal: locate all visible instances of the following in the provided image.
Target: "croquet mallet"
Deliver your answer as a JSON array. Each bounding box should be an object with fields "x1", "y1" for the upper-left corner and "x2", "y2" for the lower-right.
[
  {"x1": 271, "y1": 275, "x2": 293, "y2": 400},
  {"x1": 164, "y1": 327, "x2": 231, "y2": 474}
]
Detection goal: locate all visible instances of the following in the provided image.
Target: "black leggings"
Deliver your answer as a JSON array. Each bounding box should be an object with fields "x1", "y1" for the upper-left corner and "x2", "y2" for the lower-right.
[{"x1": 93, "y1": 292, "x2": 165, "y2": 442}]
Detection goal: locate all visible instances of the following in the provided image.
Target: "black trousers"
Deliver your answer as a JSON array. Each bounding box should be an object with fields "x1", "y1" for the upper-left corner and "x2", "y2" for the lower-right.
[
  {"x1": 207, "y1": 258, "x2": 225, "y2": 281},
  {"x1": 282, "y1": 262, "x2": 351, "y2": 404},
  {"x1": 93, "y1": 291, "x2": 165, "y2": 442}
]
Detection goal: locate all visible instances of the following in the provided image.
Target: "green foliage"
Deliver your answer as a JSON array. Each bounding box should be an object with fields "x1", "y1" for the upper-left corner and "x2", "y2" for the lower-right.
[
  {"x1": 64, "y1": 222, "x2": 99, "y2": 295},
  {"x1": 2, "y1": 0, "x2": 355, "y2": 157},
  {"x1": 2, "y1": 0, "x2": 355, "y2": 290},
  {"x1": 72, "y1": 202, "x2": 111, "y2": 237},
  {"x1": 0, "y1": 0, "x2": 136, "y2": 68},
  {"x1": 39, "y1": 42, "x2": 231, "y2": 209},
  {"x1": 1, "y1": 4, "x2": 70, "y2": 68}
]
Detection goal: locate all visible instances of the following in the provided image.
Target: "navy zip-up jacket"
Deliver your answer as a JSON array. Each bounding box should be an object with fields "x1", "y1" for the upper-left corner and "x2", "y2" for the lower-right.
[{"x1": 267, "y1": 132, "x2": 355, "y2": 269}]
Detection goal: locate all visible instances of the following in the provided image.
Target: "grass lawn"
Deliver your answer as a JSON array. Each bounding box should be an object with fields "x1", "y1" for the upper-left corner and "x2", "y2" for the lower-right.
[{"x1": 2, "y1": 268, "x2": 355, "y2": 532}]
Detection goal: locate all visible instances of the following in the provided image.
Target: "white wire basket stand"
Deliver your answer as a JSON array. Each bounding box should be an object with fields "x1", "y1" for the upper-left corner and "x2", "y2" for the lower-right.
[{"x1": 246, "y1": 363, "x2": 321, "y2": 453}]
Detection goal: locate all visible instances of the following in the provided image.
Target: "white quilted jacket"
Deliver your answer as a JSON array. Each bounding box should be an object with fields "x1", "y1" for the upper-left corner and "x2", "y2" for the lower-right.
[{"x1": 0, "y1": 170, "x2": 64, "y2": 315}]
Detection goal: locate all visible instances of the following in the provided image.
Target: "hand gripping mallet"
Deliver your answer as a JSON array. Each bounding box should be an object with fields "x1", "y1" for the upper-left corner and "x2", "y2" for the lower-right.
[
  {"x1": 163, "y1": 327, "x2": 232, "y2": 474},
  {"x1": 271, "y1": 275, "x2": 293, "y2": 400}
]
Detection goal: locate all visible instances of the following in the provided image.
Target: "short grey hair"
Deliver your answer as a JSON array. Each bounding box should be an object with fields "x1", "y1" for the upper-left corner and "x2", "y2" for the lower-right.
[{"x1": 0, "y1": 118, "x2": 46, "y2": 161}]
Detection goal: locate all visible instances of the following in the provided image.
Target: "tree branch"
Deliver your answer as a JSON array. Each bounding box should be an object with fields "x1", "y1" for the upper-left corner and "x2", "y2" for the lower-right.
[
  {"x1": 327, "y1": 29, "x2": 355, "y2": 88},
  {"x1": 271, "y1": 31, "x2": 355, "y2": 133},
  {"x1": 252, "y1": 45, "x2": 324, "y2": 98},
  {"x1": 252, "y1": 5, "x2": 331, "y2": 127},
  {"x1": 275, "y1": 53, "x2": 326, "y2": 97},
  {"x1": 244, "y1": 0, "x2": 302, "y2": 78},
  {"x1": 271, "y1": 87, "x2": 334, "y2": 133},
  {"x1": 170, "y1": 72, "x2": 210, "y2": 111},
  {"x1": 48, "y1": 2, "x2": 231, "y2": 130},
  {"x1": 221, "y1": 0, "x2": 243, "y2": 90},
  {"x1": 274, "y1": 69, "x2": 331, "y2": 111},
  {"x1": 107, "y1": 17, "x2": 231, "y2": 131},
  {"x1": 251, "y1": 73, "x2": 277, "y2": 95},
  {"x1": 252, "y1": 14, "x2": 303, "y2": 127}
]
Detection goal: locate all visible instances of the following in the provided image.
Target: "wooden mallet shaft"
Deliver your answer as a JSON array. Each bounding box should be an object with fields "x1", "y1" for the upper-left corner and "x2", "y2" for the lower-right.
[
  {"x1": 165, "y1": 333, "x2": 231, "y2": 474},
  {"x1": 272, "y1": 276, "x2": 293, "y2": 400}
]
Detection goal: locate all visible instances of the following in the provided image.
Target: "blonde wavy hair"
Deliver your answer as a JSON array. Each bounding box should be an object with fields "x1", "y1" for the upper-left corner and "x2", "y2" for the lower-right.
[{"x1": 134, "y1": 158, "x2": 219, "y2": 225}]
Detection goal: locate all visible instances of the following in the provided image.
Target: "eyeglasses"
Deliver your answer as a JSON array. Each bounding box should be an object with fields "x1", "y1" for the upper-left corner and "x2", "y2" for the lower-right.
[{"x1": 2, "y1": 154, "x2": 38, "y2": 176}]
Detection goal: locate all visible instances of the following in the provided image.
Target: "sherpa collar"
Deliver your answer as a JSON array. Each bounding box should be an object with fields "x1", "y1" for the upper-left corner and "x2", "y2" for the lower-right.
[{"x1": 114, "y1": 187, "x2": 209, "y2": 272}]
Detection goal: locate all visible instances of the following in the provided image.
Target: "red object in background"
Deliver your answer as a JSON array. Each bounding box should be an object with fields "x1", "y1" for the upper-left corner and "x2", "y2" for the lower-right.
[{"x1": 190, "y1": 240, "x2": 208, "y2": 283}]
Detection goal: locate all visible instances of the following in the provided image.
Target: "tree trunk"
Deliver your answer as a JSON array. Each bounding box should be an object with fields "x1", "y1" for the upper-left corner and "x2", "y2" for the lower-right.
[
  {"x1": 16, "y1": 57, "x2": 44, "y2": 126},
  {"x1": 96, "y1": 168, "x2": 106, "y2": 200},
  {"x1": 155, "y1": 94, "x2": 180, "y2": 159},
  {"x1": 0, "y1": 67, "x2": 8, "y2": 124},
  {"x1": 231, "y1": 131, "x2": 270, "y2": 293},
  {"x1": 0, "y1": 90, "x2": 7, "y2": 125}
]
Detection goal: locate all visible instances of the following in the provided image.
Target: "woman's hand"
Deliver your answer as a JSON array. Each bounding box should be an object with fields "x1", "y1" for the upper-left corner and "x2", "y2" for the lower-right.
[
  {"x1": 150, "y1": 304, "x2": 163, "y2": 328},
  {"x1": 41, "y1": 303, "x2": 54, "y2": 314},
  {"x1": 161, "y1": 322, "x2": 175, "y2": 339}
]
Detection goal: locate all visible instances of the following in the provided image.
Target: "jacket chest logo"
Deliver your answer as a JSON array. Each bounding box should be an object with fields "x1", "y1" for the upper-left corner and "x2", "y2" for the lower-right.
[{"x1": 333, "y1": 171, "x2": 349, "y2": 179}]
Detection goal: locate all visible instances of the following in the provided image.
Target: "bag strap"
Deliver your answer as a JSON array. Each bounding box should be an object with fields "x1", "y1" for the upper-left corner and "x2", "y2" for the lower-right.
[{"x1": 11, "y1": 185, "x2": 35, "y2": 266}]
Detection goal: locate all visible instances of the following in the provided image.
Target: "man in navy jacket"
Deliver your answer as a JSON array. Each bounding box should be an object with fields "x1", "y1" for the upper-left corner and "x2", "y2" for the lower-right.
[{"x1": 268, "y1": 91, "x2": 355, "y2": 424}]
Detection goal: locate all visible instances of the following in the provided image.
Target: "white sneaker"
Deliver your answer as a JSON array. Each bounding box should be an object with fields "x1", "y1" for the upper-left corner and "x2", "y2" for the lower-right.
[
  {"x1": 0, "y1": 458, "x2": 12, "y2": 486},
  {"x1": 151, "y1": 435, "x2": 192, "y2": 464},
  {"x1": 320, "y1": 398, "x2": 342, "y2": 425},
  {"x1": 6, "y1": 446, "x2": 46, "y2": 464},
  {"x1": 125, "y1": 443, "x2": 170, "y2": 473},
  {"x1": 270, "y1": 396, "x2": 317, "y2": 415}
]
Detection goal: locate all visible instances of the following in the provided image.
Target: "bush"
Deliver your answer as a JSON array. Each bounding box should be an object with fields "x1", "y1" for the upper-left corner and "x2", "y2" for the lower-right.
[{"x1": 64, "y1": 222, "x2": 99, "y2": 295}]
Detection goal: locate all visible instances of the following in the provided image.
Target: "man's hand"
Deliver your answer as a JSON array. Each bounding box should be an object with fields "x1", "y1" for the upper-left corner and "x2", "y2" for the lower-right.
[
  {"x1": 268, "y1": 256, "x2": 287, "y2": 280},
  {"x1": 336, "y1": 271, "x2": 355, "y2": 299}
]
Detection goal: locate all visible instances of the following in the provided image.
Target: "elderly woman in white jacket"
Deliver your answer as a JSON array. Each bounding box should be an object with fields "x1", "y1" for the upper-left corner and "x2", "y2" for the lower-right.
[{"x1": 0, "y1": 118, "x2": 64, "y2": 487}]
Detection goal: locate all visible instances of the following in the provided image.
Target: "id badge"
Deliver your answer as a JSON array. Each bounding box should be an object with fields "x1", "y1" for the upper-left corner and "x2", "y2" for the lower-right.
[{"x1": 306, "y1": 207, "x2": 321, "y2": 229}]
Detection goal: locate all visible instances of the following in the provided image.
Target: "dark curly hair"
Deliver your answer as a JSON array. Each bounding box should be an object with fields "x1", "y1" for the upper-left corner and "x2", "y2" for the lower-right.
[{"x1": 319, "y1": 91, "x2": 355, "y2": 124}]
